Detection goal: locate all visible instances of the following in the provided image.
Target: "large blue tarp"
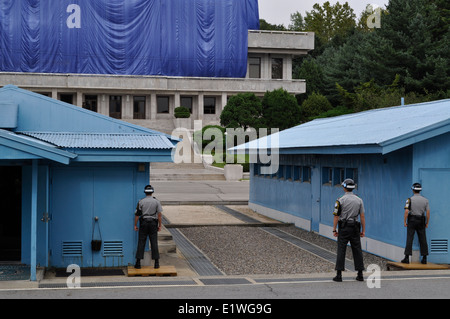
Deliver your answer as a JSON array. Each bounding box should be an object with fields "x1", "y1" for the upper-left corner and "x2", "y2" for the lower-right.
[{"x1": 0, "y1": 0, "x2": 259, "y2": 77}]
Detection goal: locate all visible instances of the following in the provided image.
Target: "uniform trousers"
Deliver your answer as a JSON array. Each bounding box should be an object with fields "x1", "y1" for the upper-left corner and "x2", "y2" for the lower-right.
[
  {"x1": 404, "y1": 216, "x2": 428, "y2": 256},
  {"x1": 335, "y1": 222, "x2": 364, "y2": 271},
  {"x1": 136, "y1": 218, "x2": 160, "y2": 260}
]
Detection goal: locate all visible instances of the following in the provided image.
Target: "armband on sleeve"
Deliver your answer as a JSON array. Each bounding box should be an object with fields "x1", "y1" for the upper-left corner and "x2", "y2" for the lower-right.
[
  {"x1": 333, "y1": 200, "x2": 341, "y2": 216},
  {"x1": 404, "y1": 198, "x2": 411, "y2": 210},
  {"x1": 135, "y1": 202, "x2": 142, "y2": 216}
]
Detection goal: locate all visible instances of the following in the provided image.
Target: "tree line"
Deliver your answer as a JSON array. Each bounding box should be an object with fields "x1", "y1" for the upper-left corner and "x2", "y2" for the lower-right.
[{"x1": 223, "y1": 0, "x2": 449, "y2": 131}]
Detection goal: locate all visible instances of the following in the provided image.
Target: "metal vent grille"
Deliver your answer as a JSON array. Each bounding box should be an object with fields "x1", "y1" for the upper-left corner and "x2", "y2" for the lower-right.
[
  {"x1": 430, "y1": 239, "x2": 448, "y2": 254},
  {"x1": 62, "y1": 241, "x2": 83, "y2": 257},
  {"x1": 103, "y1": 241, "x2": 123, "y2": 257}
]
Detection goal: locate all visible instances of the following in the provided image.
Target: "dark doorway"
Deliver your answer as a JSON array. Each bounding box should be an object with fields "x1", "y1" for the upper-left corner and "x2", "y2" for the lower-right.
[{"x1": 0, "y1": 167, "x2": 22, "y2": 261}]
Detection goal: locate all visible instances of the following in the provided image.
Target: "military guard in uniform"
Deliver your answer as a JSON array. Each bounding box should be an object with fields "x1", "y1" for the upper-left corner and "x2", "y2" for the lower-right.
[
  {"x1": 134, "y1": 185, "x2": 162, "y2": 269},
  {"x1": 402, "y1": 183, "x2": 430, "y2": 264},
  {"x1": 332, "y1": 178, "x2": 366, "y2": 282}
]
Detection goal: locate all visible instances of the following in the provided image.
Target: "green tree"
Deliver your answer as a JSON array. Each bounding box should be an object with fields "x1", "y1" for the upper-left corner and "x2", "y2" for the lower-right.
[
  {"x1": 293, "y1": 56, "x2": 326, "y2": 105},
  {"x1": 220, "y1": 93, "x2": 263, "y2": 130},
  {"x1": 303, "y1": 1, "x2": 356, "y2": 44},
  {"x1": 300, "y1": 91, "x2": 333, "y2": 121},
  {"x1": 369, "y1": 0, "x2": 450, "y2": 93},
  {"x1": 259, "y1": 19, "x2": 287, "y2": 31},
  {"x1": 261, "y1": 88, "x2": 301, "y2": 131},
  {"x1": 289, "y1": 12, "x2": 305, "y2": 31}
]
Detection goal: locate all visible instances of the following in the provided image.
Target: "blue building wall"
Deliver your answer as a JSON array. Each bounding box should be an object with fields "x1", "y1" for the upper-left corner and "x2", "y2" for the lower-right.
[
  {"x1": 251, "y1": 133, "x2": 450, "y2": 263},
  {"x1": 250, "y1": 147, "x2": 414, "y2": 260},
  {"x1": 412, "y1": 132, "x2": 450, "y2": 263},
  {"x1": 20, "y1": 162, "x2": 149, "y2": 268}
]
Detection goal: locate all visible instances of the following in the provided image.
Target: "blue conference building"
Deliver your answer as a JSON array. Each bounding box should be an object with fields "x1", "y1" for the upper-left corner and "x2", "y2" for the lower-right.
[
  {"x1": 0, "y1": 85, "x2": 178, "y2": 280},
  {"x1": 241, "y1": 99, "x2": 450, "y2": 264}
]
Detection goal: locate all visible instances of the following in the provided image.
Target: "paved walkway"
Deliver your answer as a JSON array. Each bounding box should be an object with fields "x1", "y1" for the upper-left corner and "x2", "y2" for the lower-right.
[{"x1": 151, "y1": 180, "x2": 249, "y2": 205}]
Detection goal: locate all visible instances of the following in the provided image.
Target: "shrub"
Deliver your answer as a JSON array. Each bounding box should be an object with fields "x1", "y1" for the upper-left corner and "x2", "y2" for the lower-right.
[{"x1": 174, "y1": 106, "x2": 190, "y2": 118}]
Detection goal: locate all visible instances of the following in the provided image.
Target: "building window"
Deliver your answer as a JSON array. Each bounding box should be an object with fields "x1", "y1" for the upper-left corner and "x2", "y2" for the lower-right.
[
  {"x1": 334, "y1": 168, "x2": 345, "y2": 186},
  {"x1": 271, "y1": 58, "x2": 283, "y2": 79},
  {"x1": 285, "y1": 165, "x2": 292, "y2": 181},
  {"x1": 204, "y1": 97, "x2": 216, "y2": 114},
  {"x1": 277, "y1": 165, "x2": 285, "y2": 179},
  {"x1": 180, "y1": 96, "x2": 193, "y2": 114},
  {"x1": 346, "y1": 168, "x2": 358, "y2": 186},
  {"x1": 133, "y1": 96, "x2": 146, "y2": 119},
  {"x1": 249, "y1": 57, "x2": 261, "y2": 78},
  {"x1": 293, "y1": 166, "x2": 302, "y2": 181},
  {"x1": 109, "y1": 95, "x2": 122, "y2": 119},
  {"x1": 322, "y1": 167, "x2": 333, "y2": 185},
  {"x1": 303, "y1": 166, "x2": 311, "y2": 182},
  {"x1": 84, "y1": 95, "x2": 97, "y2": 112},
  {"x1": 157, "y1": 96, "x2": 169, "y2": 114},
  {"x1": 60, "y1": 94, "x2": 74, "y2": 104}
]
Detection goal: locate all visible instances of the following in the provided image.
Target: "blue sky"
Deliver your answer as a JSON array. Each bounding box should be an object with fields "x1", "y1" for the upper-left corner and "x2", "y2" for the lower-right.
[{"x1": 258, "y1": 0, "x2": 389, "y2": 27}]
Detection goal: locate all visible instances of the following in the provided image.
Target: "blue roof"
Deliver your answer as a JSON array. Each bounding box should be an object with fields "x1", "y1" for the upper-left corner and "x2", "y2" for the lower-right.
[
  {"x1": 0, "y1": 85, "x2": 178, "y2": 163},
  {"x1": 21, "y1": 132, "x2": 175, "y2": 150},
  {"x1": 234, "y1": 99, "x2": 450, "y2": 155},
  {"x1": 0, "y1": 129, "x2": 77, "y2": 164}
]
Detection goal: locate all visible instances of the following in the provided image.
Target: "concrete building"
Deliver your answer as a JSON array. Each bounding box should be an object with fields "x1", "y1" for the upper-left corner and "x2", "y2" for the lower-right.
[
  {"x1": 236, "y1": 99, "x2": 450, "y2": 264},
  {"x1": 0, "y1": 30, "x2": 314, "y2": 133}
]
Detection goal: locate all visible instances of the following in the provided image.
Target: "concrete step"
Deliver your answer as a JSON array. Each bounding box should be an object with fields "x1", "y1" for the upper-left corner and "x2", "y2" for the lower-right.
[
  {"x1": 151, "y1": 162, "x2": 205, "y2": 170},
  {"x1": 158, "y1": 225, "x2": 177, "y2": 254},
  {"x1": 150, "y1": 173, "x2": 225, "y2": 181}
]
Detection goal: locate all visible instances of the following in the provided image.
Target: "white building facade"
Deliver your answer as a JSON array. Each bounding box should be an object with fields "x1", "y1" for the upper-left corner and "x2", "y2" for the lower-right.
[{"x1": 0, "y1": 30, "x2": 314, "y2": 133}]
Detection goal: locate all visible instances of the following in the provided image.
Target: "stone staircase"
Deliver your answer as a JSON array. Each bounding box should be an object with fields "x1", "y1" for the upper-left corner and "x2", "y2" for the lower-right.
[
  {"x1": 150, "y1": 129, "x2": 225, "y2": 181},
  {"x1": 150, "y1": 162, "x2": 225, "y2": 181}
]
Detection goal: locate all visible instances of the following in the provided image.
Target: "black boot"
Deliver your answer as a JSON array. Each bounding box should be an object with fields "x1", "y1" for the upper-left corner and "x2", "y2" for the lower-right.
[
  {"x1": 154, "y1": 259, "x2": 160, "y2": 269},
  {"x1": 333, "y1": 270, "x2": 342, "y2": 282},
  {"x1": 421, "y1": 256, "x2": 427, "y2": 264},
  {"x1": 134, "y1": 259, "x2": 141, "y2": 269},
  {"x1": 401, "y1": 255, "x2": 409, "y2": 264},
  {"x1": 356, "y1": 270, "x2": 364, "y2": 281}
]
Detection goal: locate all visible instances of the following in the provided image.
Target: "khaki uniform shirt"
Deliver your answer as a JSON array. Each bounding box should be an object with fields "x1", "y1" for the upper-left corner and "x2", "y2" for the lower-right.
[
  {"x1": 333, "y1": 192, "x2": 365, "y2": 221},
  {"x1": 405, "y1": 194, "x2": 429, "y2": 217},
  {"x1": 135, "y1": 196, "x2": 162, "y2": 220}
]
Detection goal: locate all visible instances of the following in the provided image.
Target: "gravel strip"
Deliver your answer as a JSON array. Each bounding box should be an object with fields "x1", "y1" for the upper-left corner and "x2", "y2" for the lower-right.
[
  {"x1": 179, "y1": 225, "x2": 389, "y2": 275},
  {"x1": 280, "y1": 226, "x2": 389, "y2": 271},
  {"x1": 179, "y1": 226, "x2": 335, "y2": 275}
]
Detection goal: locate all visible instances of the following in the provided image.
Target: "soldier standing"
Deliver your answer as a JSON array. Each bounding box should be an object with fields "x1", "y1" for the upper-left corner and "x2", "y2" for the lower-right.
[
  {"x1": 402, "y1": 183, "x2": 430, "y2": 264},
  {"x1": 134, "y1": 185, "x2": 162, "y2": 269},
  {"x1": 332, "y1": 178, "x2": 366, "y2": 282}
]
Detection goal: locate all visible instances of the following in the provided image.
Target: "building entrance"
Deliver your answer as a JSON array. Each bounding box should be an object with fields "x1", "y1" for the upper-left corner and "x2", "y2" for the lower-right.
[{"x1": 0, "y1": 167, "x2": 22, "y2": 261}]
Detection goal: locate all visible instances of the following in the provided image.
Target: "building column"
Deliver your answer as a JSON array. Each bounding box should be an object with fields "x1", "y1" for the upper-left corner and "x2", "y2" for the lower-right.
[
  {"x1": 99, "y1": 94, "x2": 108, "y2": 116},
  {"x1": 150, "y1": 93, "x2": 157, "y2": 119},
  {"x1": 221, "y1": 92, "x2": 228, "y2": 114},
  {"x1": 123, "y1": 94, "x2": 133, "y2": 119},
  {"x1": 76, "y1": 91, "x2": 83, "y2": 107},
  {"x1": 198, "y1": 93, "x2": 204, "y2": 120},
  {"x1": 145, "y1": 95, "x2": 152, "y2": 120},
  {"x1": 30, "y1": 160, "x2": 38, "y2": 281},
  {"x1": 174, "y1": 92, "x2": 180, "y2": 109}
]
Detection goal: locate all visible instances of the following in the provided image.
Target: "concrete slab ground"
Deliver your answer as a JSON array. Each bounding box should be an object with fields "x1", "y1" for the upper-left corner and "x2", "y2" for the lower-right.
[
  {"x1": 162, "y1": 205, "x2": 281, "y2": 226},
  {"x1": 151, "y1": 180, "x2": 250, "y2": 204}
]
